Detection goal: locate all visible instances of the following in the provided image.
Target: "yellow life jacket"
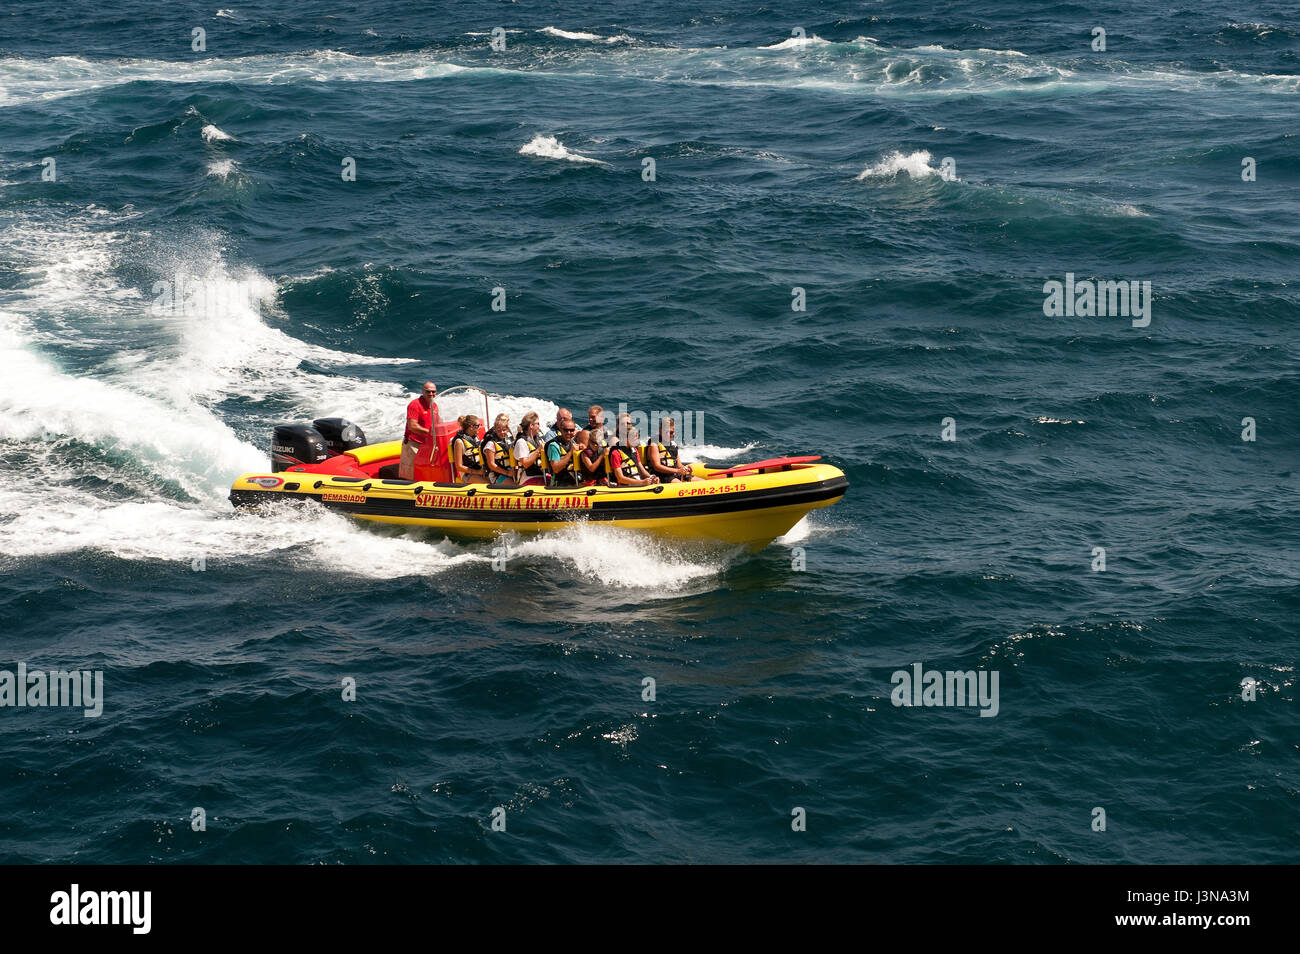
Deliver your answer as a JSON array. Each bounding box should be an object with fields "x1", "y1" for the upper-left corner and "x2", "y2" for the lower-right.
[
  {"x1": 453, "y1": 432, "x2": 484, "y2": 471},
  {"x1": 544, "y1": 437, "x2": 582, "y2": 486},
  {"x1": 579, "y1": 429, "x2": 609, "y2": 481},
  {"x1": 653, "y1": 440, "x2": 679, "y2": 471},
  {"x1": 481, "y1": 432, "x2": 515, "y2": 473},
  {"x1": 515, "y1": 431, "x2": 544, "y2": 477},
  {"x1": 612, "y1": 444, "x2": 641, "y2": 481}
]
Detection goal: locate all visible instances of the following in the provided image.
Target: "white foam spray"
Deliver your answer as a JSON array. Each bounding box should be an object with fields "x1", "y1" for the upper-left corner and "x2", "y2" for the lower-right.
[{"x1": 519, "y1": 134, "x2": 607, "y2": 165}]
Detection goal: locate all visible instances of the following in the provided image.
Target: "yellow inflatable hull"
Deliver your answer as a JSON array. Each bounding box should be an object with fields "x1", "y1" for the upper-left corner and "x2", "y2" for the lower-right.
[{"x1": 231, "y1": 440, "x2": 848, "y2": 551}]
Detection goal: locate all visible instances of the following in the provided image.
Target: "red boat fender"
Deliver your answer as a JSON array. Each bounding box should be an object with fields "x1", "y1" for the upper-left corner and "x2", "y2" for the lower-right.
[{"x1": 707, "y1": 455, "x2": 822, "y2": 477}]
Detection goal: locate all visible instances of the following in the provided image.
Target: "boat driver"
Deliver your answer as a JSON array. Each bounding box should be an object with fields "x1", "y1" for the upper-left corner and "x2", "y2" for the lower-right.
[{"x1": 399, "y1": 381, "x2": 440, "y2": 480}]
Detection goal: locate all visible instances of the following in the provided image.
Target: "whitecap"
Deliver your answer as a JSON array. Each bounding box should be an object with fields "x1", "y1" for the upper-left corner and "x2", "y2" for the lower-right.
[
  {"x1": 760, "y1": 34, "x2": 831, "y2": 50},
  {"x1": 855, "y1": 149, "x2": 939, "y2": 180},
  {"x1": 518, "y1": 134, "x2": 607, "y2": 165},
  {"x1": 538, "y1": 27, "x2": 631, "y2": 44},
  {"x1": 205, "y1": 158, "x2": 238, "y2": 179}
]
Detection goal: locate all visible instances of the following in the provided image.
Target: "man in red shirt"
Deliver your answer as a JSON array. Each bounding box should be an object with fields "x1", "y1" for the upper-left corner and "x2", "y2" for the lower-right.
[{"x1": 399, "y1": 381, "x2": 441, "y2": 480}]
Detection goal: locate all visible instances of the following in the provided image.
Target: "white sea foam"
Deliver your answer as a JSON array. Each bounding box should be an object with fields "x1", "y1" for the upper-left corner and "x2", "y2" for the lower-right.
[
  {"x1": 2, "y1": 219, "x2": 133, "y2": 315},
  {"x1": 774, "y1": 516, "x2": 811, "y2": 544},
  {"x1": 0, "y1": 44, "x2": 1295, "y2": 108},
  {"x1": 680, "y1": 442, "x2": 759, "y2": 462},
  {"x1": 855, "y1": 149, "x2": 938, "y2": 180},
  {"x1": 140, "y1": 268, "x2": 417, "y2": 427},
  {"x1": 507, "y1": 523, "x2": 725, "y2": 589},
  {"x1": 0, "y1": 476, "x2": 487, "y2": 577},
  {"x1": 1227, "y1": 22, "x2": 1284, "y2": 37},
  {"x1": 760, "y1": 34, "x2": 831, "y2": 49},
  {"x1": 0, "y1": 211, "x2": 415, "y2": 464},
  {"x1": 0, "y1": 51, "x2": 470, "y2": 106},
  {"x1": 772, "y1": 512, "x2": 850, "y2": 547},
  {"x1": 205, "y1": 158, "x2": 238, "y2": 179},
  {"x1": 280, "y1": 264, "x2": 337, "y2": 284},
  {"x1": 518, "y1": 134, "x2": 607, "y2": 165},
  {"x1": 201, "y1": 123, "x2": 234, "y2": 142},
  {"x1": 539, "y1": 27, "x2": 633, "y2": 44},
  {"x1": 0, "y1": 309, "x2": 265, "y2": 503},
  {"x1": 541, "y1": 27, "x2": 603, "y2": 41},
  {"x1": 907, "y1": 43, "x2": 1028, "y2": 57}
]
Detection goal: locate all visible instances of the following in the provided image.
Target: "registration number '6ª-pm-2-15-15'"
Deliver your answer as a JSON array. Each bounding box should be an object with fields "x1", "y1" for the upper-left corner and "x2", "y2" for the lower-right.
[{"x1": 677, "y1": 483, "x2": 746, "y2": 497}]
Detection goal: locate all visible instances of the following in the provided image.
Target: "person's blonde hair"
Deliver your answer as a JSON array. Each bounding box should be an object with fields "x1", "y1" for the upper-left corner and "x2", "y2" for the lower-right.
[
  {"x1": 492, "y1": 413, "x2": 510, "y2": 431},
  {"x1": 520, "y1": 411, "x2": 539, "y2": 433}
]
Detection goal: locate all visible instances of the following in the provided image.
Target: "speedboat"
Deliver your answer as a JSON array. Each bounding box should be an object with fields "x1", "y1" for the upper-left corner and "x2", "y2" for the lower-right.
[{"x1": 229, "y1": 388, "x2": 848, "y2": 551}]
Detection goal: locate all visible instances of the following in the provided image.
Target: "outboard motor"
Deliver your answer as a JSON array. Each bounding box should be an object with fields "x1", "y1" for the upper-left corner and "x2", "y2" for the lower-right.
[
  {"x1": 271, "y1": 424, "x2": 330, "y2": 472},
  {"x1": 313, "y1": 417, "x2": 367, "y2": 456}
]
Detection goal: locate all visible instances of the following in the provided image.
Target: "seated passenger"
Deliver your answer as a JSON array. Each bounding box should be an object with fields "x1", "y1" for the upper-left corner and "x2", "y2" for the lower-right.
[
  {"x1": 542, "y1": 408, "x2": 573, "y2": 445},
  {"x1": 584, "y1": 405, "x2": 610, "y2": 447},
  {"x1": 612, "y1": 416, "x2": 641, "y2": 467},
  {"x1": 451, "y1": 415, "x2": 488, "y2": 484},
  {"x1": 611, "y1": 411, "x2": 634, "y2": 455},
  {"x1": 608, "y1": 427, "x2": 659, "y2": 487},
  {"x1": 481, "y1": 414, "x2": 516, "y2": 486},
  {"x1": 513, "y1": 412, "x2": 546, "y2": 486},
  {"x1": 626, "y1": 426, "x2": 656, "y2": 480},
  {"x1": 573, "y1": 431, "x2": 597, "y2": 485},
  {"x1": 613, "y1": 413, "x2": 655, "y2": 475},
  {"x1": 544, "y1": 420, "x2": 583, "y2": 487},
  {"x1": 578, "y1": 422, "x2": 608, "y2": 485},
  {"x1": 646, "y1": 417, "x2": 696, "y2": 482}
]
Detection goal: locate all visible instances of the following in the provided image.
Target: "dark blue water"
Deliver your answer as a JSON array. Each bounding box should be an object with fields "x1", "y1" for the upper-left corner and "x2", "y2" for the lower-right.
[{"x1": 1, "y1": 1, "x2": 1297, "y2": 863}]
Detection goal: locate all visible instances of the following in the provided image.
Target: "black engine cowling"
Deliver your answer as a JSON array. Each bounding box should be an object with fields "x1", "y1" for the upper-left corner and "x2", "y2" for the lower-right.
[
  {"x1": 313, "y1": 417, "x2": 367, "y2": 456},
  {"x1": 271, "y1": 424, "x2": 330, "y2": 472}
]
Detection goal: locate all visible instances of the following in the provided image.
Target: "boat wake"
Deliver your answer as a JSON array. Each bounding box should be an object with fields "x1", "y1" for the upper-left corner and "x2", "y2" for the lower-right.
[
  {"x1": 501, "y1": 523, "x2": 729, "y2": 590},
  {"x1": 0, "y1": 205, "x2": 756, "y2": 588}
]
